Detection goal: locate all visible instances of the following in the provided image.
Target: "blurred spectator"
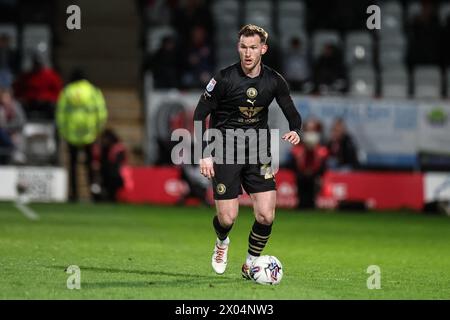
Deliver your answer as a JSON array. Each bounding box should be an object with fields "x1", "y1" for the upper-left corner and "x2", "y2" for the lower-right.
[
  {"x1": 56, "y1": 70, "x2": 107, "y2": 202},
  {"x1": 407, "y1": 0, "x2": 442, "y2": 67},
  {"x1": 0, "y1": 87, "x2": 26, "y2": 164},
  {"x1": 326, "y1": 118, "x2": 359, "y2": 170},
  {"x1": 283, "y1": 37, "x2": 311, "y2": 92},
  {"x1": 172, "y1": 0, "x2": 212, "y2": 44},
  {"x1": 91, "y1": 129, "x2": 127, "y2": 202},
  {"x1": 0, "y1": 33, "x2": 19, "y2": 88},
  {"x1": 145, "y1": 0, "x2": 177, "y2": 26},
  {"x1": 146, "y1": 35, "x2": 179, "y2": 88},
  {"x1": 181, "y1": 25, "x2": 213, "y2": 88},
  {"x1": 288, "y1": 119, "x2": 328, "y2": 209},
  {"x1": 313, "y1": 43, "x2": 347, "y2": 94},
  {"x1": 13, "y1": 53, "x2": 63, "y2": 120}
]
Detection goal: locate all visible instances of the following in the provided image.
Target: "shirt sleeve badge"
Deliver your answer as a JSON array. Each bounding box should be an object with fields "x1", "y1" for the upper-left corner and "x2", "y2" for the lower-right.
[{"x1": 206, "y1": 78, "x2": 217, "y2": 92}]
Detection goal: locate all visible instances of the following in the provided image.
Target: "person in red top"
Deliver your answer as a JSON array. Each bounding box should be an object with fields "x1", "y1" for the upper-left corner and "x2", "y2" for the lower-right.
[
  {"x1": 13, "y1": 53, "x2": 63, "y2": 120},
  {"x1": 289, "y1": 118, "x2": 328, "y2": 209}
]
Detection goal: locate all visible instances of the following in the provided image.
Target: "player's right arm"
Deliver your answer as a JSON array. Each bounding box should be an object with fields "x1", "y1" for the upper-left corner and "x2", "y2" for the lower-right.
[{"x1": 193, "y1": 73, "x2": 225, "y2": 179}]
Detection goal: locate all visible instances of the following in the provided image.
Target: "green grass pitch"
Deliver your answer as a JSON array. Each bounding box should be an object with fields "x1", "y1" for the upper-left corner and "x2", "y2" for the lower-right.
[{"x1": 1, "y1": 202, "x2": 450, "y2": 299}]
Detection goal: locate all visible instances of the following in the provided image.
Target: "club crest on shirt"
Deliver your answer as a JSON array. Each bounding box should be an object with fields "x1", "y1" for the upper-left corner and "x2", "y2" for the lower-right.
[
  {"x1": 246, "y1": 87, "x2": 258, "y2": 99},
  {"x1": 206, "y1": 78, "x2": 217, "y2": 92}
]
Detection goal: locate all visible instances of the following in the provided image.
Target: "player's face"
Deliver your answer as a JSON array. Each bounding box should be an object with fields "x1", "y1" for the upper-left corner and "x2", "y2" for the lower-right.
[{"x1": 238, "y1": 35, "x2": 267, "y2": 71}]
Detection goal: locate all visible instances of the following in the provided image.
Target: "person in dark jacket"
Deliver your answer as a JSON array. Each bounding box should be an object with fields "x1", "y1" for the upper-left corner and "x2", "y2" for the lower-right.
[
  {"x1": 146, "y1": 35, "x2": 179, "y2": 88},
  {"x1": 0, "y1": 33, "x2": 19, "y2": 88},
  {"x1": 313, "y1": 43, "x2": 347, "y2": 94},
  {"x1": 91, "y1": 129, "x2": 127, "y2": 202},
  {"x1": 326, "y1": 118, "x2": 359, "y2": 170}
]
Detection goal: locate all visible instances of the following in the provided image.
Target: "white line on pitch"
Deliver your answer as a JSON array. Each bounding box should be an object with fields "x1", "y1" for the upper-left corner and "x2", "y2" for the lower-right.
[{"x1": 14, "y1": 202, "x2": 40, "y2": 221}]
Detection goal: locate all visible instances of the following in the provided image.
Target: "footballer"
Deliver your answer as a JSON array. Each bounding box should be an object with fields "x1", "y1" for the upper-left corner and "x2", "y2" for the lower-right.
[{"x1": 193, "y1": 24, "x2": 303, "y2": 279}]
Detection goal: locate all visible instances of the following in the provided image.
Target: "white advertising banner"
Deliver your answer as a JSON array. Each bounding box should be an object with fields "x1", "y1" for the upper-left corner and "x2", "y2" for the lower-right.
[
  {"x1": 417, "y1": 103, "x2": 450, "y2": 155},
  {"x1": 424, "y1": 172, "x2": 450, "y2": 202},
  {"x1": 145, "y1": 88, "x2": 450, "y2": 166},
  {"x1": 294, "y1": 97, "x2": 419, "y2": 161},
  {"x1": 0, "y1": 166, "x2": 68, "y2": 202}
]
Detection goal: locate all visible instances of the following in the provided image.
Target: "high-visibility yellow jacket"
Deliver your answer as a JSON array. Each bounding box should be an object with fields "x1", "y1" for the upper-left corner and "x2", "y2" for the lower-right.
[{"x1": 56, "y1": 80, "x2": 107, "y2": 146}]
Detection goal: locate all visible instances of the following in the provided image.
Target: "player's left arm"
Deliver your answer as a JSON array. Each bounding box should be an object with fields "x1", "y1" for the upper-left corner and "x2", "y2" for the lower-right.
[{"x1": 274, "y1": 73, "x2": 303, "y2": 145}]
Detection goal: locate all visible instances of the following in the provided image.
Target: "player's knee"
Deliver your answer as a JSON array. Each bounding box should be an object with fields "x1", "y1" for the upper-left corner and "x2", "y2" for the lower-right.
[
  {"x1": 255, "y1": 209, "x2": 274, "y2": 225},
  {"x1": 217, "y1": 210, "x2": 237, "y2": 227}
]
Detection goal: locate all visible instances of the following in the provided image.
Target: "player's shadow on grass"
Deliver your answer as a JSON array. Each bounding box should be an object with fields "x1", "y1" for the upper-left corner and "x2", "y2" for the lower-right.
[
  {"x1": 82, "y1": 278, "x2": 240, "y2": 289},
  {"x1": 49, "y1": 265, "x2": 242, "y2": 288}
]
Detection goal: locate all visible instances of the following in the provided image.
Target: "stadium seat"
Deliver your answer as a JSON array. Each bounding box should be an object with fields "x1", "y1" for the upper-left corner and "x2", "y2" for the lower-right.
[
  {"x1": 212, "y1": 0, "x2": 239, "y2": 31},
  {"x1": 23, "y1": 122, "x2": 57, "y2": 165},
  {"x1": 380, "y1": 1, "x2": 403, "y2": 34},
  {"x1": 414, "y1": 66, "x2": 442, "y2": 99},
  {"x1": 312, "y1": 30, "x2": 341, "y2": 58},
  {"x1": 214, "y1": 0, "x2": 239, "y2": 69},
  {"x1": 215, "y1": 11, "x2": 238, "y2": 50},
  {"x1": 278, "y1": 0, "x2": 307, "y2": 50},
  {"x1": 439, "y1": 3, "x2": 450, "y2": 25},
  {"x1": 246, "y1": 0, "x2": 272, "y2": 14},
  {"x1": 349, "y1": 66, "x2": 376, "y2": 97},
  {"x1": 278, "y1": 0, "x2": 305, "y2": 16},
  {"x1": 381, "y1": 67, "x2": 409, "y2": 98},
  {"x1": 0, "y1": 23, "x2": 17, "y2": 49},
  {"x1": 146, "y1": 26, "x2": 175, "y2": 53},
  {"x1": 406, "y1": 2, "x2": 421, "y2": 23},
  {"x1": 212, "y1": 0, "x2": 239, "y2": 17},
  {"x1": 278, "y1": 16, "x2": 305, "y2": 35},
  {"x1": 379, "y1": 34, "x2": 406, "y2": 67},
  {"x1": 345, "y1": 31, "x2": 373, "y2": 66},
  {"x1": 245, "y1": 0, "x2": 273, "y2": 33},
  {"x1": 22, "y1": 24, "x2": 51, "y2": 70},
  {"x1": 215, "y1": 13, "x2": 238, "y2": 26},
  {"x1": 277, "y1": 1, "x2": 306, "y2": 32}
]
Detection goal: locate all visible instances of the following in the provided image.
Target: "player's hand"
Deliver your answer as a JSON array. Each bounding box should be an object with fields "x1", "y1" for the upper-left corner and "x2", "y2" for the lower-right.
[
  {"x1": 282, "y1": 131, "x2": 301, "y2": 145},
  {"x1": 199, "y1": 157, "x2": 215, "y2": 179}
]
